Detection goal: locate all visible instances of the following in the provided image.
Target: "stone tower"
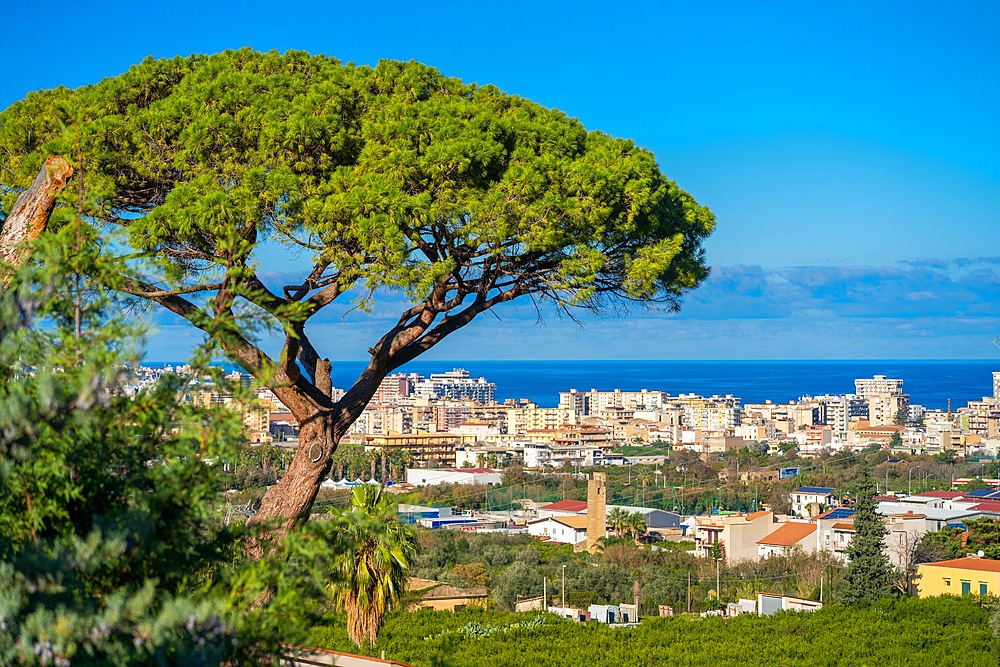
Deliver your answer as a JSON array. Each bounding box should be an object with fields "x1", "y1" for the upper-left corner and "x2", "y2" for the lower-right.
[{"x1": 586, "y1": 472, "x2": 607, "y2": 553}]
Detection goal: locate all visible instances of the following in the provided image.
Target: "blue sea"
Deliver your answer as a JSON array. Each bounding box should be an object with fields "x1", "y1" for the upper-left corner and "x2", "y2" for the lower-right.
[
  {"x1": 325, "y1": 359, "x2": 998, "y2": 410},
  {"x1": 148, "y1": 359, "x2": 999, "y2": 410}
]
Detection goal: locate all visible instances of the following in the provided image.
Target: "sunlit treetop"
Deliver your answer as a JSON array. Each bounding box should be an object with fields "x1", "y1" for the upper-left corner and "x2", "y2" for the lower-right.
[{"x1": 0, "y1": 46, "x2": 713, "y2": 422}]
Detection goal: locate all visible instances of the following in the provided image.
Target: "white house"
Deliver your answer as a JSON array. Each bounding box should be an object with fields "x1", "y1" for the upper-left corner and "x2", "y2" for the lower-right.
[
  {"x1": 790, "y1": 486, "x2": 837, "y2": 518},
  {"x1": 405, "y1": 468, "x2": 502, "y2": 487},
  {"x1": 526, "y1": 515, "x2": 589, "y2": 545}
]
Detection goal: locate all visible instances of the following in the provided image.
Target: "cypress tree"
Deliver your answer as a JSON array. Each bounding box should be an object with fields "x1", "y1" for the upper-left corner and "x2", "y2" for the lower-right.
[{"x1": 842, "y1": 463, "x2": 894, "y2": 603}]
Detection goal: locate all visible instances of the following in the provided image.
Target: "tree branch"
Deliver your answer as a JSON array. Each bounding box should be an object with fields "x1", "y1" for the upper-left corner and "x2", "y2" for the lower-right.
[{"x1": 0, "y1": 156, "x2": 74, "y2": 280}]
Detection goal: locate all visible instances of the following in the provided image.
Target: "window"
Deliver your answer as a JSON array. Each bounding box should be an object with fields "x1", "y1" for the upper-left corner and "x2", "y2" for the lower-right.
[
  {"x1": 944, "y1": 579, "x2": 951, "y2": 588},
  {"x1": 961, "y1": 581, "x2": 971, "y2": 596},
  {"x1": 981, "y1": 583, "x2": 989, "y2": 596}
]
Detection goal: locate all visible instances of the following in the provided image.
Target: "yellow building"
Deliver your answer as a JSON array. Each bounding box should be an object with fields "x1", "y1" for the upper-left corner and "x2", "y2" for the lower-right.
[{"x1": 915, "y1": 558, "x2": 1000, "y2": 598}]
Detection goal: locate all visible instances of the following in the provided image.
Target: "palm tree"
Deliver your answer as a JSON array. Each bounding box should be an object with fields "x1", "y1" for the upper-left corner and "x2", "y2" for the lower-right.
[
  {"x1": 334, "y1": 484, "x2": 418, "y2": 646},
  {"x1": 627, "y1": 511, "x2": 648, "y2": 541},
  {"x1": 379, "y1": 446, "x2": 389, "y2": 482},
  {"x1": 607, "y1": 508, "x2": 630, "y2": 538}
]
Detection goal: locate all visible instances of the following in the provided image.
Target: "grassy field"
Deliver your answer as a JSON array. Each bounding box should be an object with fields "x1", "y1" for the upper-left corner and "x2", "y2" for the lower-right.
[{"x1": 307, "y1": 596, "x2": 997, "y2": 667}]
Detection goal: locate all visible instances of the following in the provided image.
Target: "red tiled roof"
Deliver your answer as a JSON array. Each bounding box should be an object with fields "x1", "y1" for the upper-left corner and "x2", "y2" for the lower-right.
[
  {"x1": 759, "y1": 522, "x2": 816, "y2": 546},
  {"x1": 746, "y1": 511, "x2": 772, "y2": 521},
  {"x1": 540, "y1": 500, "x2": 589, "y2": 513},
  {"x1": 915, "y1": 491, "x2": 965, "y2": 499},
  {"x1": 832, "y1": 522, "x2": 855, "y2": 531},
  {"x1": 921, "y1": 558, "x2": 1000, "y2": 573},
  {"x1": 969, "y1": 501, "x2": 1000, "y2": 513}
]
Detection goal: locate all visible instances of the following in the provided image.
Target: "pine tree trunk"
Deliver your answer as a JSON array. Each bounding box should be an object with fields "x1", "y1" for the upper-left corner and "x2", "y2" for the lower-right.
[
  {"x1": 0, "y1": 156, "x2": 73, "y2": 279},
  {"x1": 246, "y1": 413, "x2": 337, "y2": 558}
]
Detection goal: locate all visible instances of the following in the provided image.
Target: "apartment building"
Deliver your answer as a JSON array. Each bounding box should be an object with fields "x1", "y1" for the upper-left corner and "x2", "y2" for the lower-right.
[
  {"x1": 523, "y1": 443, "x2": 601, "y2": 468},
  {"x1": 363, "y1": 432, "x2": 472, "y2": 468},
  {"x1": 855, "y1": 374, "x2": 904, "y2": 397},
  {"x1": 507, "y1": 406, "x2": 578, "y2": 435},
  {"x1": 854, "y1": 375, "x2": 909, "y2": 426},
  {"x1": 371, "y1": 372, "x2": 420, "y2": 405},
  {"x1": 436, "y1": 401, "x2": 509, "y2": 433},
  {"x1": 413, "y1": 369, "x2": 496, "y2": 403},
  {"x1": 558, "y1": 388, "x2": 666, "y2": 416},
  {"x1": 962, "y1": 398, "x2": 1000, "y2": 438}
]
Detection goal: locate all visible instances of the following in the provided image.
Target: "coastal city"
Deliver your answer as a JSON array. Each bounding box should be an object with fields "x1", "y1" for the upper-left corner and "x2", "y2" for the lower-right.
[
  {"x1": 2, "y1": 6, "x2": 998, "y2": 665},
  {"x1": 131, "y1": 364, "x2": 1000, "y2": 467},
  {"x1": 118, "y1": 363, "x2": 1000, "y2": 622}
]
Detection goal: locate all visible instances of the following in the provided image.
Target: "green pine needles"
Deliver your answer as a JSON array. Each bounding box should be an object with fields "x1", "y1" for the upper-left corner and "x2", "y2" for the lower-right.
[
  {"x1": 0, "y1": 229, "x2": 413, "y2": 663},
  {"x1": 841, "y1": 463, "x2": 894, "y2": 604}
]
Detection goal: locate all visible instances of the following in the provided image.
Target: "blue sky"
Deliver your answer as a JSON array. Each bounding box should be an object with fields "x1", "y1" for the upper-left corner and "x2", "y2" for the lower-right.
[{"x1": 3, "y1": 1, "x2": 999, "y2": 361}]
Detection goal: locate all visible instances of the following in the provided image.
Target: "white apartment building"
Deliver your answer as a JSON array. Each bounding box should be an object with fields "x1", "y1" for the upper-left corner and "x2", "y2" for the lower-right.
[
  {"x1": 925, "y1": 419, "x2": 959, "y2": 452},
  {"x1": 558, "y1": 388, "x2": 665, "y2": 416},
  {"x1": 413, "y1": 369, "x2": 496, "y2": 403},
  {"x1": 804, "y1": 394, "x2": 866, "y2": 437},
  {"x1": 855, "y1": 374, "x2": 904, "y2": 398},
  {"x1": 523, "y1": 443, "x2": 601, "y2": 468},
  {"x1": 253, "y1": 386, "x2": 289, "y2": 412}
]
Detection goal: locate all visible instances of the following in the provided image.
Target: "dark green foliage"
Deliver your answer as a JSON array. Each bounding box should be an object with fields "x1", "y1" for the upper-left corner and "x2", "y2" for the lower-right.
[
  {"x1": 916, "y1": 518, "x2": 1000, "y2": 563},
  {"x1": 964, "y1": 518, "x2": 1000, "y2": 560},
  {"x1": 913, "y1": 528, "x2": 963, "y2": 564},
  {"x1": 0, "y1": 231, "x2": 255, "y2": 664},
  {"x1": 0, "y1": 231, "x2": 372, "y2": 664},
  {"x1": 306, "y1": 596, "x2": 997, "y2": 667},
  {"x1": 842, "y1": 463, "x2": 893, "y2": 603}
]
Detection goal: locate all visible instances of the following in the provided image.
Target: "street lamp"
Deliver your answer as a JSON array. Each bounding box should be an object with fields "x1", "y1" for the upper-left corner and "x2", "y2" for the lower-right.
[
  {"x1": 562, "y1": 564, "x2": 567, "y2": 608},
  {"x1": 908, "y1": 466, "x2": 921, "y2": 495}
]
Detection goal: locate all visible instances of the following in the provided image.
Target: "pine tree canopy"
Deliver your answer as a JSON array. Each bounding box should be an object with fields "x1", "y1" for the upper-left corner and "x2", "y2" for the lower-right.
[
  {"x1": 0, "y1": 47, "x2": 713, "y2": 380},
  {"x1": 0, "y1": 48, "x2": 715, "y2": 532}
]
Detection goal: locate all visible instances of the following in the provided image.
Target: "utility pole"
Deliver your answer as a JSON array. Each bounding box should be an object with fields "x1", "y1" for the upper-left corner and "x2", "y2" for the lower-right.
[
  {"x1": 543, "y1": 576, "x2": 547, "y2": 611},
  {"x1": 687, "y1": 571, "x2": 691, "y2": 613},
  {"x1": 716, "y1": 557, "x2": 721, "y2": 604},
  {"x1": 562, "y1": 564, "x2": 567, "y2": 608},
  {"x1": 820, "y1": 575, "x2": 824, "y2": 603}
]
